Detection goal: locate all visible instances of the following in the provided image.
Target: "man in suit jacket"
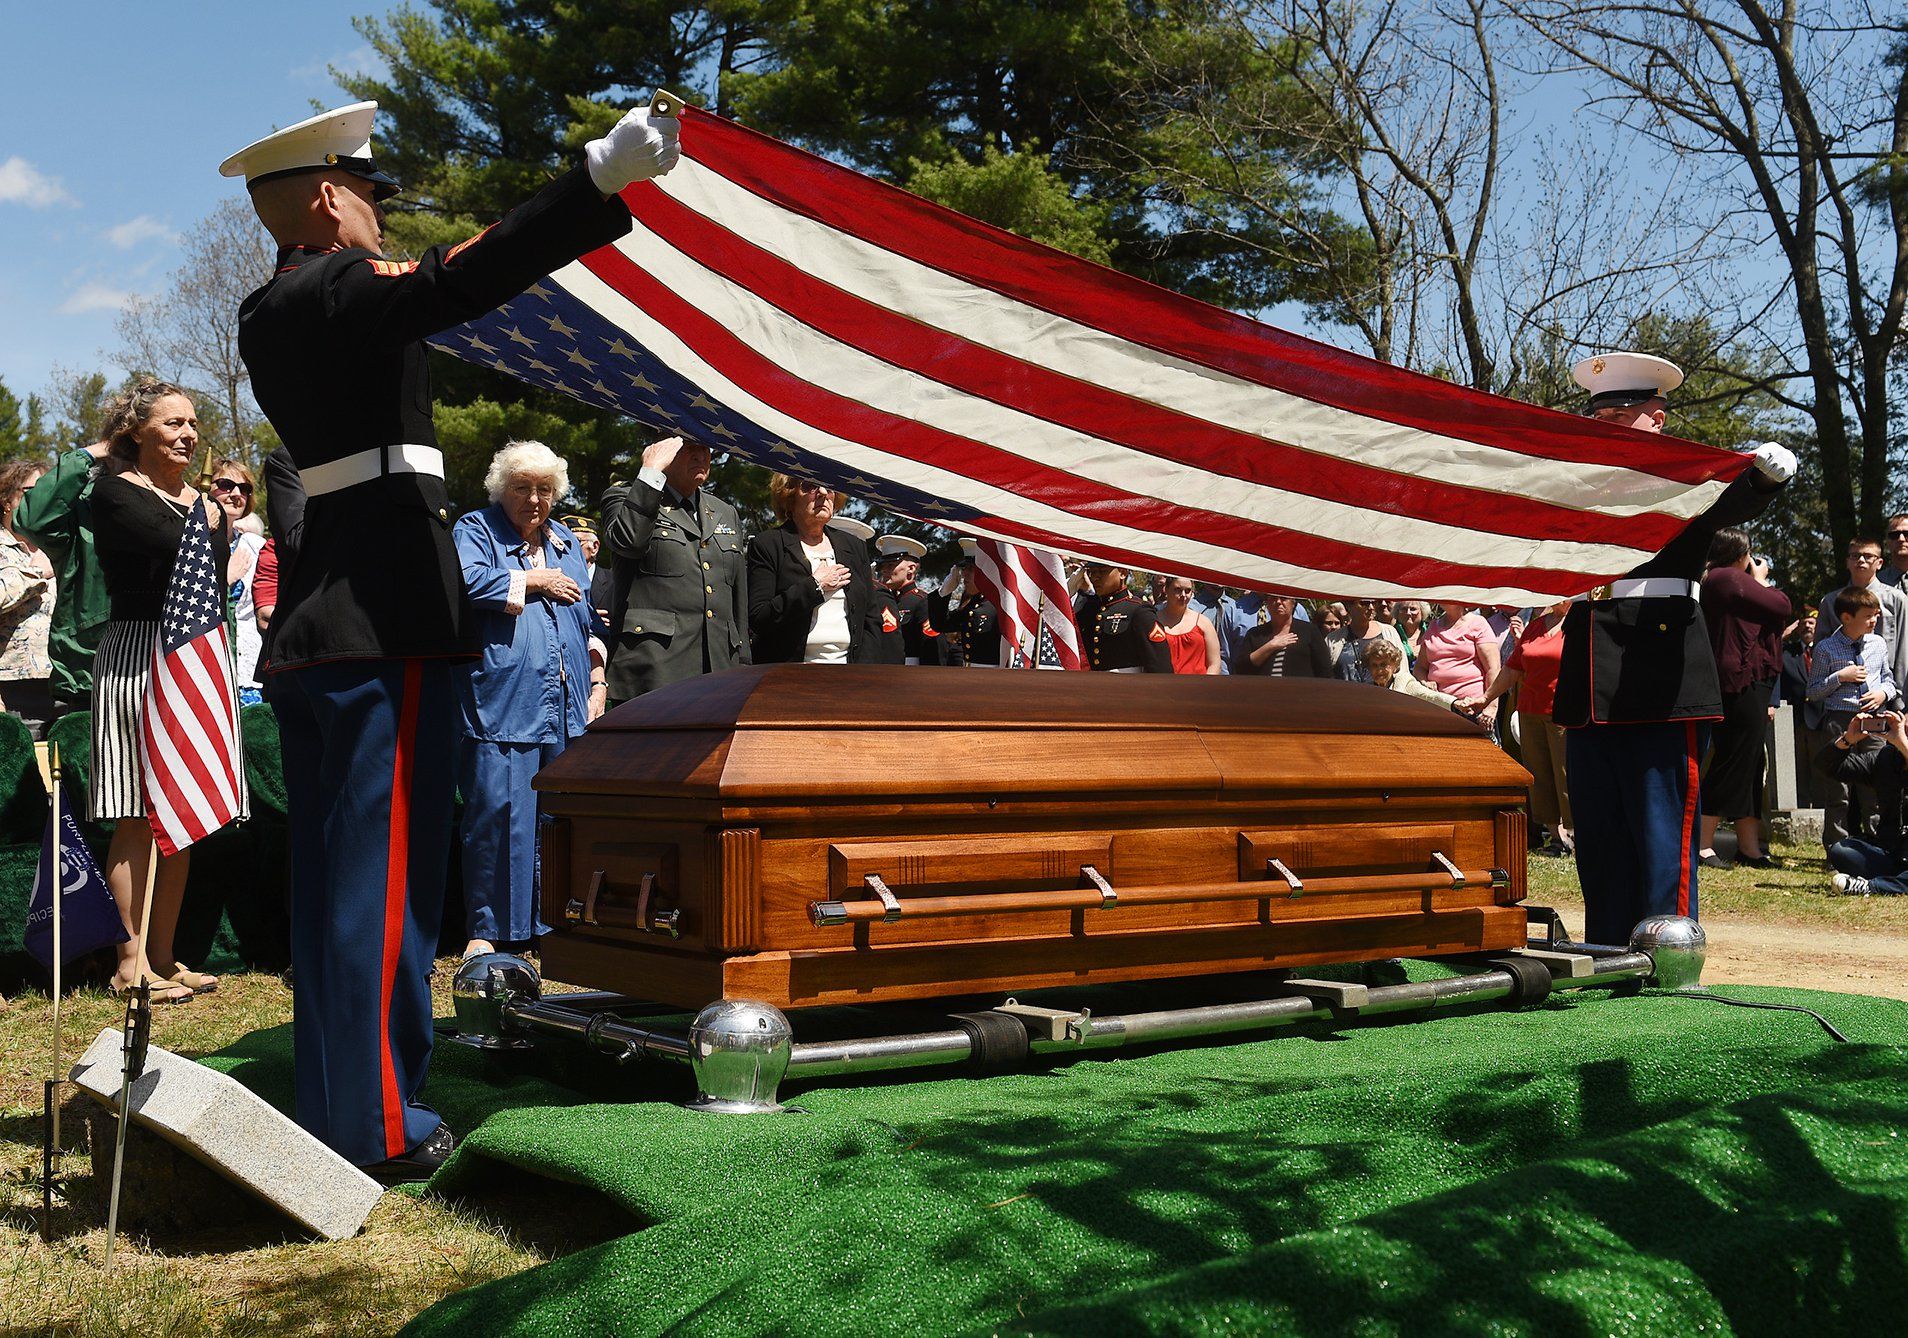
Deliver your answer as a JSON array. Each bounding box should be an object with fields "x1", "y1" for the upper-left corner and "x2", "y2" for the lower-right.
[{"x1": 600, "y1": 436, "x2": 749, "y2": 704}]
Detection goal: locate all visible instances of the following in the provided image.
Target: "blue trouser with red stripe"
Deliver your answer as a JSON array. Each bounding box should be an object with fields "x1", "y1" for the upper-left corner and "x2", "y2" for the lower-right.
[
  {"x1": 1565, "y1": 720, "x2": 1710, "y2": 946},
  {"x1": 273, "y1": 658, "x2": 457, "y2": 1166}
]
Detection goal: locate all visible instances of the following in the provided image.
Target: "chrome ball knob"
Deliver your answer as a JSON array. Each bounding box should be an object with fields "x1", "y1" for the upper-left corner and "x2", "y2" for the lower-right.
[
  {"x1": 449, "y1": 952, "x2": 542, "y2": 1049},
  {"x1": 1629, "y1": 915, "x2": 1707, "y2": 991},
  {"x1": 686, "y1": 998, "x2": 793, "y2": 1114}
]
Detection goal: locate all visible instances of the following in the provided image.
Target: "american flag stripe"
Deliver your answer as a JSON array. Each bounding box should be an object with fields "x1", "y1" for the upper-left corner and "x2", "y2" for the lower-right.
[
  {"x1": 141, "y1": 502, "x2": 242, "y2": 857},
  {"x1": 669, "y1": 113, "x2": 1739, "y2": 487},
  {"x1": 437, "y1": 105, "x2": 1752, "y2": 603},
  {"x1": 625, "y1": 176, "x2": 1714, "y2": 540},
  {"x1": 585, "y1": 231, "x2": 1663, "y2": 567},
  {"x1": 973, "y1": 540, "x2": 1084, "y2": 671},
  {"x1": 562, "y1": 256, "x2": 1602, "y2": 597}
]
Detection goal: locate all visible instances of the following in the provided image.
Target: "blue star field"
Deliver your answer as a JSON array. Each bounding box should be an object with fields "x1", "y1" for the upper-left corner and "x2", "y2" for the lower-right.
[{"x1": 433, "y1": 278, "x2": 985, "y2": 530}]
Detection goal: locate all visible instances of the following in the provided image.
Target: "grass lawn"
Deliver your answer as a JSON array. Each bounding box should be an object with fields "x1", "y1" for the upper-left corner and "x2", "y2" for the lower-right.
[{"x1": 1, "y1": 838, "x2": 1899, "y2": 1335}]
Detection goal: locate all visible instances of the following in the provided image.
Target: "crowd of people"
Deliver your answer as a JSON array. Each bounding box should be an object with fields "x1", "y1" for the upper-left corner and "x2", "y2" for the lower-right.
[{"x1": 14, "y1": 412, "x2": 1898, "y2": 998}]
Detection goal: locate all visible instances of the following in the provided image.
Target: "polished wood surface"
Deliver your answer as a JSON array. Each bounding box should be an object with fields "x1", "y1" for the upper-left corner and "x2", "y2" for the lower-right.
[{"x1": 535, "y1": 668, "x2": 1534, "y2": 1008}]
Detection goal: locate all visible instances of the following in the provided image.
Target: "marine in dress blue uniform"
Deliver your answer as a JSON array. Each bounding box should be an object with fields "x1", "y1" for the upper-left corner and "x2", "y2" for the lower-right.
[
  {"x1": 225, "y1": 99, "x2": 677, "y2": 1176},
  {"x1": 1551, "y1": 353, "x2": 1794, "y2": 945},
  {"x1": 454, "y1": 504, "x2": 604, "y2": 948},
  {"x1": 1074, "y1": 563, "x2": 1172, "y2": 673},
  {"x1": 874, "y1": 534, "x2": 939, "y2": 665}
]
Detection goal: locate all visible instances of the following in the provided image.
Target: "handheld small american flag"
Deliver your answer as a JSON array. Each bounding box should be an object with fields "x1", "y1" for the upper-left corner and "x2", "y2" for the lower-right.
[
  {"x1": 973, "y1": 539, "x2": 1083, "y2": 670},
  {"x1": 141, "y1": 501, "x2": 242, "y2": 856}
]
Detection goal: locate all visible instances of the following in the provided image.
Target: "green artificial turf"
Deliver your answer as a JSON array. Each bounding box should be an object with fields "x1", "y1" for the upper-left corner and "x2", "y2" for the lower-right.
[{"x1": 198, "y1": 982, "x2": 1908, "y2": 1336}]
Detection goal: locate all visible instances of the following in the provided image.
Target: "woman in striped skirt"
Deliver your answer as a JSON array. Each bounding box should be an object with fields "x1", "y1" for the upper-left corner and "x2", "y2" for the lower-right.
[{"x1": 90, "y1": 381, "x2": 246, "y2": 1002}]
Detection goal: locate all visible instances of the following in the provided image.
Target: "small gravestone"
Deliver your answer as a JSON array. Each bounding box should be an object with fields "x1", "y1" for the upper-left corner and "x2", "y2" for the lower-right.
[{"x1": 71, "y1": 1028, "x2": 382, "y2": 1241}]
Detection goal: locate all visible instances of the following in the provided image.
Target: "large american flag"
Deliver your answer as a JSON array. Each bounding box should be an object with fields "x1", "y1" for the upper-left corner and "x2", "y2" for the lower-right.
[
  {"x1": 142, "y1": 501, "x2": 243, "y2": 856},
  {"x1": 972, "y1": 539, "x2": 1083, "y2": 670},
  {"x1": 436, "y1": 105, "x2": 1751, "y2": 604}
]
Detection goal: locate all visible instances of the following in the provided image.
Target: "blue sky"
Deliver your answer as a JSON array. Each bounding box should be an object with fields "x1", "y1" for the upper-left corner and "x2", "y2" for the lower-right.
[{"x1": 0, "y1": 0, "x2": 380, "y2": 403}]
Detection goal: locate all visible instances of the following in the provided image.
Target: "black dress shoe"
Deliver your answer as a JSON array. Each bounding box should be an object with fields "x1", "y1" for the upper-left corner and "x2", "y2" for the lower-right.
[
  {"x1": 1739, "y1": 854, "x2": 1781, "y2": 869},
  {"x1": 363, "y1": 1123, "x2": 456, "y2": 1186},
  {"x1": 1698, "y1": 853, "x2": 1733, "y2": 870}
]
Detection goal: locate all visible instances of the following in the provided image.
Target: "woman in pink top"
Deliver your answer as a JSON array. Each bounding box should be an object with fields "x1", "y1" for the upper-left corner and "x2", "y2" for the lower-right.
[
  {"x1": 1464, "y1": 600, "x2": 1573, "y2": 856},
  {"x1": 1156, "y1": 576, "x2": 1221, "y2": 674},
  {"x1": 1415, "y1": 604, "x2": 1501, "y2": 732}
]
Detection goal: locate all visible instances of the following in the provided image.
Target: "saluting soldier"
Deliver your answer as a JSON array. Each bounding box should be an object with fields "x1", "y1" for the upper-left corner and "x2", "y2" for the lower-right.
[
  {"x1": 1073, "y1": 561, "x2": 1172, "y2": 672},
  {"x1": 227, "y1": 97, "x2": 678, "y2": 1181},
  {"x1": 875, "y1": 534, "x2": 940, "y2": 665},
  {"x1": 1552, "y1": 352, "x2": 1794, "y2": 945},
  {"x1": 934, "y1": 538, "x2": 1003, "y2": 668},
  {"x1": 598, "y1": 435, "x2": 749, "y2": 703}
]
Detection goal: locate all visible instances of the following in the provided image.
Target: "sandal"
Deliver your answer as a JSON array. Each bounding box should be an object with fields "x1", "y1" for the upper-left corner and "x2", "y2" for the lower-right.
[
  {"x1": 115, "y1": 974, "x2": 194, "y2": 1005},
  {"x1": 167, "y1": 963, "x2": 220, "y2": 993}
]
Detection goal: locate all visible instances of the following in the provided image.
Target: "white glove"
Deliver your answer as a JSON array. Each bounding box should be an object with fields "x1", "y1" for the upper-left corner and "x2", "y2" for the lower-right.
[
  {"x1": 585, "y1": 107, "x2": 681, "y2": 194},
  {"x1": 1748, "y1": 441, "x2": 1796, "y2": 484}
]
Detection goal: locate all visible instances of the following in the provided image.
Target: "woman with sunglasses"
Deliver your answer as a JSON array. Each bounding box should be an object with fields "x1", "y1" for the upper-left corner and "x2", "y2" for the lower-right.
[
  {"x1": 210, "y1": 460, "x2": 266, "y2": 703},
  {"x1": 746, "y1": 473, "x2": 878, "y2": 664}
]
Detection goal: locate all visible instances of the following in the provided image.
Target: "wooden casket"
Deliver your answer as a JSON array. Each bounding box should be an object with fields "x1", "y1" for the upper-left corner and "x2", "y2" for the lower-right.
[{"x1": 533, "y1": 665, "x2": 1533, "y2": 1009}]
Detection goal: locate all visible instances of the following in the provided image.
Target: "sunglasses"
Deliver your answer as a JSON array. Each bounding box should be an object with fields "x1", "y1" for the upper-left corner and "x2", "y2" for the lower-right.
[{"x1": 211, "y1": 477, "x2": 254, "y2": 497}]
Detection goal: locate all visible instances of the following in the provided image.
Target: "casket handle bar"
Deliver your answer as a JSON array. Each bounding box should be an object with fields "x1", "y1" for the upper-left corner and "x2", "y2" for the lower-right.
[
  {"x1": 1265, "y1": 858, "x2": 1303, "y2": 897},
  {"x1": 1431, "y1": 851, "x2": 1464, "y2": 889},
  {"x1": 566, "y1": 870, "x2": 680, "y2": 939},
  {"x1": 807, "y1": 860, "x2": 1506, "y2": 927}
]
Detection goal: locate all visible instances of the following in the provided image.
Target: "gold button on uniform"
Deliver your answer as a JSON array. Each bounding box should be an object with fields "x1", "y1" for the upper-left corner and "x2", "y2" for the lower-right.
[
  {"x1": 703, "y1": 561, "x2": 711, "y2": 570},
  {"x1": 705, "y1": 585, "x2": 714, "y2": 594},
  {"x1": 706, "y1": 610, "x2": 714, "y2": 618},
  {"x1": 437, "y1": 507, "x2": 448, "y2": 520}
]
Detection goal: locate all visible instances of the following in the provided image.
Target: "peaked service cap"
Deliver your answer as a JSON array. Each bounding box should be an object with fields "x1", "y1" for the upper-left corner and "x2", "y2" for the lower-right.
[
  {"x1": 1572, "y1": 351, "x2": 1684, "y2": 412},
  {"x1": 831, "y1": 516, "x2": 875, "y2": 542},
  {"x1": 220, "y1": 101, "x2": 402, "y2": 202},
  {"x1": 875, "y1": 534, "x2": 928, "y2": 561}
]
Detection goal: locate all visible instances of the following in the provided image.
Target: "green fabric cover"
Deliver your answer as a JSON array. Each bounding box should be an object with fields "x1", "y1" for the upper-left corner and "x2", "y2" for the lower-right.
[{"x1": 199, "y1": 985, "x2": 1908, "y2": 1335}]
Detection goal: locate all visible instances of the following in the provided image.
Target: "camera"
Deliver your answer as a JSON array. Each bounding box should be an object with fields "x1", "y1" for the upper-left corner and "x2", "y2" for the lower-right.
[{"x1": 1857, "y1": 714, "x2": 1889, "y2": 734}]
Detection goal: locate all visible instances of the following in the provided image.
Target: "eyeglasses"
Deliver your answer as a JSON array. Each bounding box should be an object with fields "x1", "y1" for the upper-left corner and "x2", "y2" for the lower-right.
[
  {"x1": 795, "y1": 481, "x2": 830, "y2": 494},
  {"x1": 211, "y1": 477, "x2": 253, "y2": 497},
  {"x1": 1890, "y1": 531, "x2": 1908, "y2": 539},
  {"x1": 1852, "y1": 553, "x2": 1884, "y2": 563}
]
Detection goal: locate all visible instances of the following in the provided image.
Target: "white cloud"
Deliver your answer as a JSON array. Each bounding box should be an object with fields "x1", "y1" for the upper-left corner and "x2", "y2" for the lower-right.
[
  {"x1": 0, "y1": 156, "x2": 76, "y2": 208},
  {"x1": 292, "y1": 44, "x2": 385, "y2": 84},
  {"x1": 104, "y1": 215, "x2": 176, "y2": 250},
  {"x1": 57, "y1": 282, "x2": 133, "y2": 315}
]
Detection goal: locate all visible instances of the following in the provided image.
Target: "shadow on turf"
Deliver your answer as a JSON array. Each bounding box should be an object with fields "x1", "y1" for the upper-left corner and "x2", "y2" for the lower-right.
[{"x1": 1006, "y1": 1080, "x2": 1908, "y2": 1334}]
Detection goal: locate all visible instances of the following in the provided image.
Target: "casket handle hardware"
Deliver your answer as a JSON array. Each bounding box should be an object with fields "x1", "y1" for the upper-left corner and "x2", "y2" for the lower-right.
[
  {"x1": 566, "y1": 870, "x2": 607, "y2": 926},
  {"x1": 1431, "y1": 851, "x2": 1464, "y2": 889},
  {"x1": 864, "y1": 874, "x2": 904, "y2": 923},
  {"x1": 635, "y1": 872, "x2": 682, "y2": 939},
  {"x1": 1265, "y1": 858, "x2": 1304, "y2": 898},
  {"x1": 805, "y1": 865, "x2": 1498, "y2": 927},
  {"x1": 1081, "y1": 865, "x2": 1117, "y2": 907}
]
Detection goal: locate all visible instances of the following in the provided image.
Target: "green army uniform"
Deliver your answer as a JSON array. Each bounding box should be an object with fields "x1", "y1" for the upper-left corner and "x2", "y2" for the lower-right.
[{"x1": 14, "y1": 445, "x2": 110, "y2": 711}]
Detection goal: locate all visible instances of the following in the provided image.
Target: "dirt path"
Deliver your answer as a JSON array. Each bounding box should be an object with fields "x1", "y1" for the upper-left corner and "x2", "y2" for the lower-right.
[
  {"x1": 1699, "y1": 914, "x2": 1908, "y2": 997},
  {"x1": 1541, "y1": 896, "x2": 1908, "y2": 998}
]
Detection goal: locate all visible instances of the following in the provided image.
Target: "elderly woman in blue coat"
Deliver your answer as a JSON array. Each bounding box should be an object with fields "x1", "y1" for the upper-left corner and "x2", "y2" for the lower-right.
[{"x1": 454, "y1": 440, "x2": 608, "y2": 959}]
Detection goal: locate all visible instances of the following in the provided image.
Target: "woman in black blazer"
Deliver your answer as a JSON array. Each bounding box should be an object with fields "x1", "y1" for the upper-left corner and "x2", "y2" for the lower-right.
[{"x1": 746, "y1": 474, "x2": 880, "y2": 664}]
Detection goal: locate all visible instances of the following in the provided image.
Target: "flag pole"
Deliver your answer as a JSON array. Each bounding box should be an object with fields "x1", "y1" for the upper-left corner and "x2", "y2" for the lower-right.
[
  {"x1": 102, "y1": 835, "x2": 159, "y2": 1267},
  {"x1": 49, "y1": 742, "x2": 63, "y2": 1154}
]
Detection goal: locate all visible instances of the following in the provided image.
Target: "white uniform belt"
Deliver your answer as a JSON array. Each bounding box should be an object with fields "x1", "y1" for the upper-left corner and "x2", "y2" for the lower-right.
[
  {"x1": 1109, "y1": 666, "x2": 1144, "y2": 674},
  {"x1": 1609, "y1": 578, "x2": 1699, "y2": 600},
  {"x1": 301, "y1": 443, "x2": 445, "y2": 498},
  {"x1": 903, "y1": 656, "x2": 922, "y2": 666}
]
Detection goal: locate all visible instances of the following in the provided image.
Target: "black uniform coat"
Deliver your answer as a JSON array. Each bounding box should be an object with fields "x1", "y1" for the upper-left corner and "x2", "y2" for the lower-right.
[
  {"x1": 896, "y1": 584, "x2": 943, "y2": 664},
  {"x1": 1552, "y1": 471, "x2": 1784, "y2": 726},
  {"x1": 871, "y1": 586, "x2": 907, "y2": 665},
  {"x1": 941, "y1": 594, "x2": 1001, "y2": 667},
  {"x1": 238, "y1": 166, "x2": 632, "y2": 671},
  {"x1": 1074, "y1": 589, "x2": 1173, "y2": 672},
  {"x1": 745, "y1": 522, "x2": 880, "y2": 664},
  {"x1": 599, "y1": 475, "x2": 749, "y2": 700}
]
